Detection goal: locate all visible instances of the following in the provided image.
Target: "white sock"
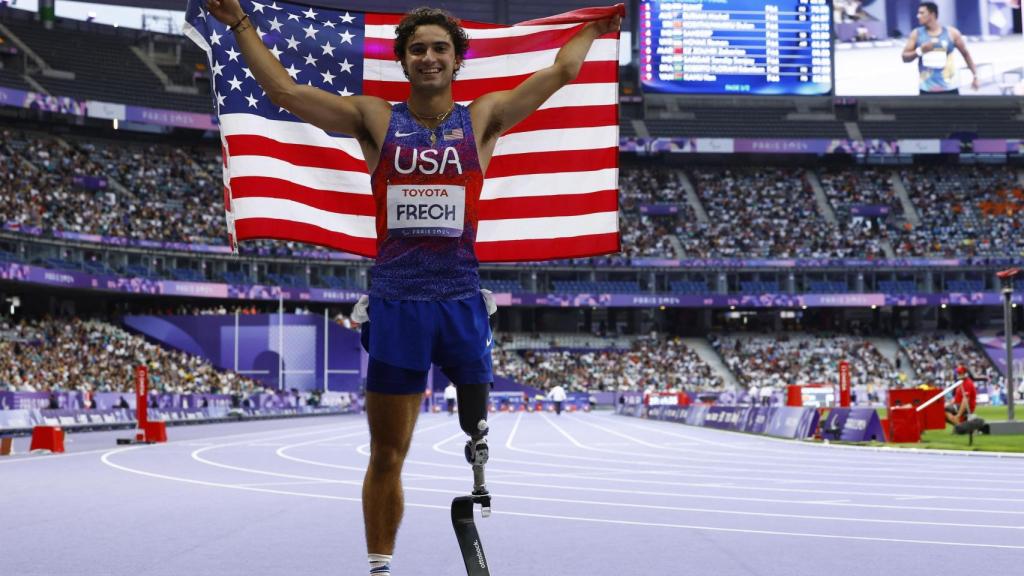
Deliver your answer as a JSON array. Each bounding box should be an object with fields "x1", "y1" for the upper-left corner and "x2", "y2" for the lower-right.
[{"x1": 369, "y1": 553, "x2": 392, "y2": 575}]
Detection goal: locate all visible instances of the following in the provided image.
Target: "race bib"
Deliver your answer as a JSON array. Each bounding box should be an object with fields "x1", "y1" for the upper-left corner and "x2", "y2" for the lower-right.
[
  {"x1": 921, "y1": 50, "x2": 947, "y2": 70},
  {"x1": 387, "y1": 183, "x2": 466, "y2": 237}
]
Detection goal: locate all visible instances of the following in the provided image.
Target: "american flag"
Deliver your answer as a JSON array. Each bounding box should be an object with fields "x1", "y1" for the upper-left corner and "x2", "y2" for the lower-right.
[{"x1": 184, "y1": 0, "x2": 621, "y2": 261}]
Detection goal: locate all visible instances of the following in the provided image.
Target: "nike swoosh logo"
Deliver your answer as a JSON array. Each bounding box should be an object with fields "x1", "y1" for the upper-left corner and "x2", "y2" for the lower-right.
[
  {"x1": 485, "y1": 336, "x2": 492, "y2": 347},
  {"x1": 394, "y1": 131, "x2": 417, "y2": 137}
]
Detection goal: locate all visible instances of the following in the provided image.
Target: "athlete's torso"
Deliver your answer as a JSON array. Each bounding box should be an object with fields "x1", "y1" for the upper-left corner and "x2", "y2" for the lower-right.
[
  {"x1": 368, "y1": 102, "x2": 483, "y2": 301},
  {"x1": 916, "y1": 26, "x2": 957, "y2": 92}
]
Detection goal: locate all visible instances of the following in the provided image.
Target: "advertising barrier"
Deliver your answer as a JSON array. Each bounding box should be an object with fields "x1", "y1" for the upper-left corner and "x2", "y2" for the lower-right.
[{"x1": 625, "y1": 404, "x2": 820, "y2": 440}]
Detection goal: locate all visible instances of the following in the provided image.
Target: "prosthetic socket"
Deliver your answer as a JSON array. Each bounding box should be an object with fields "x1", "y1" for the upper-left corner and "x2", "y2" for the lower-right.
[{"x1": 457, "y1": 385, "x2": 490, "y2": 497}]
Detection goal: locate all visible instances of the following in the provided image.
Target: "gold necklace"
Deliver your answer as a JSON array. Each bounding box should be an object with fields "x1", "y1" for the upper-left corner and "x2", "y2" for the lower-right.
[{"x1": 407, "y1": 101, "x2": 455, "y2": 145}]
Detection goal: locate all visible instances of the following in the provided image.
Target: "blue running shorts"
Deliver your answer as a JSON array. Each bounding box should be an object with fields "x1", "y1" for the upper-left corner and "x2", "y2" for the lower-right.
[{"x1": 360, "y1": 293, "x2": 494, "y2": 394}]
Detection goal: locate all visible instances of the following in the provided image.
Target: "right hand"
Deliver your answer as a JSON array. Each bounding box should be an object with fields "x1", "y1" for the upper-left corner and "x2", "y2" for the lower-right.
[
  {"x1": 920, "y1": 40, "x2": 936, "y2": 53},
  {"x1": 206, "y1": 0, "x2": 245, "y2": 26}
]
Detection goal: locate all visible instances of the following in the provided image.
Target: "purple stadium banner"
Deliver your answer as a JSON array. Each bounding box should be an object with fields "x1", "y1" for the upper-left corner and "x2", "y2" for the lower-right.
[
  {"x1": 8, "y1": 222, "x2": 1024, "y2": 269},
  {"x1": 3, "y1": 224, "x2": 365, "y2": 260},
  {"x1": 123, "y1": 106, "x2": 217, "y2": 130},
  {"x1": 764, "y1": 406, "x2": 820, "y2": 439},
  {"x1": 0, "y1": 392, "x2": 360, "y2": 431},
  {"x1": 626, "y1": 404, "x2": 820, "y2": 440},
  {"x1": 122, "y1": 314, "x2": 363, "y2": 392},
  {"x1": 626, "y1": 137, "x2": 1024, "y2": 156},
  {"x1": 72, "y1": 176, "x2": 109, "y2": 190},
  {"x1": 7, "y1": 260, "x2": 1024, "y2": 309},
  {"x1": 0, "y1": 86, "x2": 86, "y2": 116},
  {"x1": 849, "y1": 205, "x2": 891, "y2": 217},
  {"x1": 639, "y1": 204, "x2": 682, "y2": 216},
  {"x1": 975, "y1": 328, "x2": 1024, "y2": 378},
  {"x1": 822, "y1": 408, "x2": 886, "y2": 442}
]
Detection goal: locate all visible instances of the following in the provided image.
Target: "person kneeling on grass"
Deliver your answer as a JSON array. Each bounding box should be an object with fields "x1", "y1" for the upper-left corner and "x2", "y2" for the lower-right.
[{"x1": 946, "y1": 365, "x2": 985, "y2": 434}]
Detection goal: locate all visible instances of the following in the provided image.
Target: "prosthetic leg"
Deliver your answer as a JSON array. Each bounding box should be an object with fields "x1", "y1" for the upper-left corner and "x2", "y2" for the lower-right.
[{"x1": 451, "y1": 384, "x2": 491, "y2": 576}]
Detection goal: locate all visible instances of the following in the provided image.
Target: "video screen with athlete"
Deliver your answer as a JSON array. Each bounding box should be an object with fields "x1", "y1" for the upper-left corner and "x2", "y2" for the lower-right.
[{"x1": 834, "y1": 0, "x2": 1024, "y2": 96}]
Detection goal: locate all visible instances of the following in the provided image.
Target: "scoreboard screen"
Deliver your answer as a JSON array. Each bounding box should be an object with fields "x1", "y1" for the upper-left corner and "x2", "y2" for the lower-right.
[{"x1": 639, "y1": 0, "x2": 833, "y2": 96}]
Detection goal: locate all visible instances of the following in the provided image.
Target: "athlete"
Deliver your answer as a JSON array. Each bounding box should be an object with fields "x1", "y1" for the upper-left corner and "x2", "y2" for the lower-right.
[
  {"x1": 203, "y1": 2, "x2": 620, "y2": 574},
  {"x1": 901, "y1": 2, "x2": 979, "y2": 94}
]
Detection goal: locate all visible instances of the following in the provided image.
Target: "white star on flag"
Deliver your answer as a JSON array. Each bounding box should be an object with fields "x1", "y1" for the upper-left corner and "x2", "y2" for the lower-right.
[
  {"x1": 285, "y1": 35, "x2": 300, "y2": 51},
  {"x1": 242, "y1": 67, "x2": 254, "y2": 79},
  {"x1": 224, "y1": 46, "x2": 240, "y2": 62},
  {"x1": 302, "y1": 7, "x2": 317, "y2": 19},
  {"x1": 245, "y1": 93, "x2": 260, "y2": 108},
  {"x1": 323, "y1": 21, "x2": 335, "y2": 28},
  {"x1": 210, "y1": 60, "x2": 225, "y2": 76},
  {"x1": 337, "y1": 86, "x2": 352, "y2": 96},
  {"x1": 268, "y1": 17, "x2": 283, "y2": 32},
  {"x1": 339, "y1": 12, "x2": 354, "y2": 23},
  {"x1": 320, "y1": 41, "x2": 335, "y2": 56},
  {"x1": 303, "y1": 52, "x2": 318, "y2": 66},
  {"x1": 209, "y1": 28, "x2": 222, "y2": 45},
  {"x1": 269, "y1": 44, "x2": 283, "y2": 59},
  {"x1": 338, "y1": 58, "x2": 353, "y2": 74},
  {"x1": 215, "y1": 92, "x2": 226, "y2": 108},
  {"x1": 286, "y1": 12, "x2": 300, "y2": 21},
  {"x1": 339, "y1": 30, "x2": 354, "y2": 44},
  {"x1": 284, "y1": 63, "x2": 301, "y2": 79},
  {"x1": 251, "y1": 1, "x2": 267, "y2": 13},
  {"x1": 320, "y1": 69, "x2": 336, "y2": 85},
  {"x1": 227, "y1": 75, "x2": 243, "y2": 91},
  {"x1": 303, "y1": 23, "x2": 318, "y2": 39}
]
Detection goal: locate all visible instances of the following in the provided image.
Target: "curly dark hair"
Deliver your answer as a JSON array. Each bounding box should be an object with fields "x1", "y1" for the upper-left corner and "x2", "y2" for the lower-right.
[{"x1": 393, "y1": 7, "x2": 470, "y2": 72}]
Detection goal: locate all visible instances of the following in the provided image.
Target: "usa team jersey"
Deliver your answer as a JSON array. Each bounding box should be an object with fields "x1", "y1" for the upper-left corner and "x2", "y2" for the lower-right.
[{"x1": 369, "y1": 103, "x2": 484, "y2": 301}]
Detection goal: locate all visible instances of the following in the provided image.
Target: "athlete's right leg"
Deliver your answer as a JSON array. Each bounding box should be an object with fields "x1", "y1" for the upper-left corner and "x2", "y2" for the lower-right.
[{"x1": 363, "y1": 390, "x2": 422, "y2": 558}]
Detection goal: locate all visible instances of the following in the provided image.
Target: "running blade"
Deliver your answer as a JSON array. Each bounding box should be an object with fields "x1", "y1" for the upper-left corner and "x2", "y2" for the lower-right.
[{"x1": 451, "y1": 496, "x2": 490, "y2": 575}]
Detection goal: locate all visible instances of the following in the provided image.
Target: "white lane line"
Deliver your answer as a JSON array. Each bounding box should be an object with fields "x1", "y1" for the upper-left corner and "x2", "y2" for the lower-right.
[
  {"x1": 235, "y1": 480, "x2": 335, "y2": 488},
  {"x1": 609, "y1": 414, "x2": 1024, "y2": 467},
  {"x1": 0, "y1": 419, "x2": 361, "y2": 465},
  {"x1": 522, "y1": 416, "x2": 1024, "y2": 494},
  {"x1": 98, "y1": 447, "x2": 1024, "y2": 550},
  {"x1": 581, "y1": 416, "x2": 1024, "y2": 481},
  {"x1": 430, "y1": 418, "x2": 1024, "y2": 504},
  {"x1": 110, "y1": 421, "x2": 1024, "y2": 532}
]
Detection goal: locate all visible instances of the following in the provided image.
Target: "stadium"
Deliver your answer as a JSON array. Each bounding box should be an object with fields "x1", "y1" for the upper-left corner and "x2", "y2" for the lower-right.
[{"x1": 1, "y1": 0, "x2": 1024, "y2": 574}]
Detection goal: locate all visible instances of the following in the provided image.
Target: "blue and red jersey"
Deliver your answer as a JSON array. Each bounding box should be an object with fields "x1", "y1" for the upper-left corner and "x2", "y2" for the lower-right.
[{"x1": 369, "y1": 102, "x2": 483, "y2": 301}]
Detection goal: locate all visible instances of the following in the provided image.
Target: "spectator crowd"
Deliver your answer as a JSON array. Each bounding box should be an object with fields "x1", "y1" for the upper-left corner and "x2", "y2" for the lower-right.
[{"x1": 0, "y1": 315, "x2": 266, "y2": 396}]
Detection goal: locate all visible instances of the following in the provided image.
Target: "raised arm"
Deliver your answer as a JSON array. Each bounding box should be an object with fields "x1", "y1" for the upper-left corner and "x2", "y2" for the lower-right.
[
  {"x1": 901, "y1": 28, "x2": 921, "y2": 63},
  {"x1": 205, "y1": 0, "x2": 387, "y2": 142},
  {"x1": 470, "y1": 14, "x2": 621, "y2": 153}
]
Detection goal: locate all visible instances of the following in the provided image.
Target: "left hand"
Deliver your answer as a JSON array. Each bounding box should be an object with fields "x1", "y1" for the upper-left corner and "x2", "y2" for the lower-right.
[
  {"x1": 971, "y1": 76, "x2": 980, "y2": 90},
  {"x1": 591, "y1": 14, "x2": 622, "y2": 36}
]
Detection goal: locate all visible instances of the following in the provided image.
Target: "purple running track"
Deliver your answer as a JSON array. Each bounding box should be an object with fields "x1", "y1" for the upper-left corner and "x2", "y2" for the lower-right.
[{"x1": 1, "y1": 412, "x2": 1023, "y2": 576}]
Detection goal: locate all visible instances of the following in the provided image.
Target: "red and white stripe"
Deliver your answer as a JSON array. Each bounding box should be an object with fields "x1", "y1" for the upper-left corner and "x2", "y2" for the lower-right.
[{"x1": 223, "y1": 6, "x2": 621, "y2": 261}]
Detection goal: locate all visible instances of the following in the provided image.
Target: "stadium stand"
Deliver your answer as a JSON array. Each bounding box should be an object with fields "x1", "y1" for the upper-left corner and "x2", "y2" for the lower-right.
[
  {"x1": 493, "y1": 337, "x2": 725, "y2": 393},
  {"x1": 0, "y1": 9, "x2": 209, "y2": 112},
  {"x1": 0, "y1": 315, "x2": 265, "y2": 395}
]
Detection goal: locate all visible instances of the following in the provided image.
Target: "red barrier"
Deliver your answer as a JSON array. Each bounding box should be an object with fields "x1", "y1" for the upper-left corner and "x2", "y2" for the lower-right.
[
  {"x1": 142, "y1": 421, "x2": 168, "y2": 443},
  {"x1": 889, "y1": 388, "x2": 945, "y2": 430},
  {"x1": 838, "y1": 361, "x2": 851, "y2": 408},
  {"x1": 888, "y1": 406, "x2": 922, "y2": 443},
  {"x1": 786, "y1": 385, "x2": 803, "y2": 407},
  {"x1": 30, "y1": 426, "x2": 65, "y2": 453},
  {"x1": 135, "y1": 365, "x2": 148, "y2": 428}
]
